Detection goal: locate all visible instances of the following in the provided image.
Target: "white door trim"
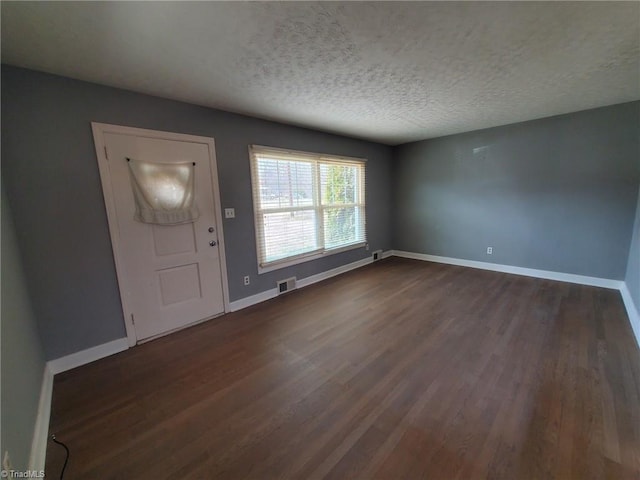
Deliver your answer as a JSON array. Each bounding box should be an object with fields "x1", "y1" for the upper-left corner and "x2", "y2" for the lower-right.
[{"x1": 91, "y1": 122, "x2": 231, "y2": 346}]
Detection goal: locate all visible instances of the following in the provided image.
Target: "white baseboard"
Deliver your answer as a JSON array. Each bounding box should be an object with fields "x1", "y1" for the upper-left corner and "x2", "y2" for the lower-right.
[
  {"x1": 28, "y1": 364, "x2": 53, "y2": 472},
  {"x1": 297, "y1": 256, "x2": 373, "y2": 289},
  {"x1": 47, "y1": 338, "x2": 129, "y2": 375},
  {"x1": 392, "y1": 250, "x2": 623, "y2": 290},
  {"x1": 229, "y1": 251, "x2": 391, "y2": 312},
  {"x1": 620, "y1": 283, "x2": 640, "y2": 349},
  {"x1": 29, "y1": 339, "x2": 129, "y2": 471},
  {"x1": 229, "y1": 288, "x2": 279, "y2": 312},
  {"x1": 391, "y1": 249, "x2": 640, "y2": 351}
]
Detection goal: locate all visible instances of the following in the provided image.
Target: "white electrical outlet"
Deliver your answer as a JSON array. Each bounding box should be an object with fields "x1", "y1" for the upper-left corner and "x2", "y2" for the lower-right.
[
  {"x1": 243, "y1": 275, "x2": 250, "y2": 286},
  {"x1": 487, "y1": 247, "x2": 493, "y2": 255},
  {"x1": 225, "y1": 208, "x2": 235, "y2": 219}
]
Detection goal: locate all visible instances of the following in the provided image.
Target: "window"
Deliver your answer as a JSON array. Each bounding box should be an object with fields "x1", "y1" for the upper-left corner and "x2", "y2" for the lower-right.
[{"x1": 249, "y1": 145, "x2": 366, "y2": 272}]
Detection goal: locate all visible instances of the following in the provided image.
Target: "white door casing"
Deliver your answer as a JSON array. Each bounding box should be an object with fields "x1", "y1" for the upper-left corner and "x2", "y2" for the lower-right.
[{"x1": 92, "y1": 123, "x2": 230, "y2": 345}]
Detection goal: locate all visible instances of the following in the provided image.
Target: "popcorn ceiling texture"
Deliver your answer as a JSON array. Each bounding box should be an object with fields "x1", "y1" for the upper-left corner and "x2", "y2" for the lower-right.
[{"x1": 2, "y1": 1, "x2": 638, "y2": 144}]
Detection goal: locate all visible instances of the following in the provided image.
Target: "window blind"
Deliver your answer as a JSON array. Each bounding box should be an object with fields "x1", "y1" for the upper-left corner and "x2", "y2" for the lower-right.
[{"x1": 249, "y1": 145, "x2": 366, "y2": 270}]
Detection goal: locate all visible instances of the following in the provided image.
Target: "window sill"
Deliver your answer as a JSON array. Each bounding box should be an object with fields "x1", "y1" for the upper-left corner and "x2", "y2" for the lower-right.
[{"x1": 258, "y1": 242, "x2": 366, "y2": 274}]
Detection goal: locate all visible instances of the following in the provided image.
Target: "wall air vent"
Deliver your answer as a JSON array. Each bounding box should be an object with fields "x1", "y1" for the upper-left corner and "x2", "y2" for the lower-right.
[{"x1": 277, "y1": 277, "x2": 297, "y2": 295}]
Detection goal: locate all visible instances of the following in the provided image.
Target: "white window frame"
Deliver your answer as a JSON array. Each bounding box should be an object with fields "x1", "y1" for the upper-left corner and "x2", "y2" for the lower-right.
[{"x1": 249, "y1": 145, "x2": 367, "y2": 274}]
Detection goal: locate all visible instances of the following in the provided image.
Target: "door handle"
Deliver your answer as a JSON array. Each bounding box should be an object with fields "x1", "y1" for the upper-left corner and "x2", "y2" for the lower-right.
[{"x1": 209, "y1": 240, "x2": 217, "y2": 247}]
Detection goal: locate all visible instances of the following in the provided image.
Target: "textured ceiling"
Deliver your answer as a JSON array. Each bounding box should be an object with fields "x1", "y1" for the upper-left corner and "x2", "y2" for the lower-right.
[{"x1": 2, "y1": 2, "x2": 639, "y2": 145}]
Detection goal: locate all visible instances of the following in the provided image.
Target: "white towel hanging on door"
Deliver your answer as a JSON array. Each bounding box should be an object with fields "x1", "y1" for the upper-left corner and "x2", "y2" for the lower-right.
[{"x1": 127, "y1": 158, "x2": 200, "y2": 225}]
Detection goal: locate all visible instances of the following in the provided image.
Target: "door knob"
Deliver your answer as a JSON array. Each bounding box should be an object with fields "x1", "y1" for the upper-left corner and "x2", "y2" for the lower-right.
[{"x1": 209, "y1": 240, "x2": 217, "y2": 247}]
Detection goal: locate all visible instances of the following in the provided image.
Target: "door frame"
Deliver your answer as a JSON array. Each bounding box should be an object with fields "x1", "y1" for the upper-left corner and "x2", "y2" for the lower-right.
[{"x1": 91, "y1": 122, "x2": 231, "y2": 346}]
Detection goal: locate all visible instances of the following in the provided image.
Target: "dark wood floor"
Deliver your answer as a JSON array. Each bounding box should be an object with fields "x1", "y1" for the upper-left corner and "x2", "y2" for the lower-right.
[{"x1": 45, "y1": 258, "x2": 640, "y2": 479}]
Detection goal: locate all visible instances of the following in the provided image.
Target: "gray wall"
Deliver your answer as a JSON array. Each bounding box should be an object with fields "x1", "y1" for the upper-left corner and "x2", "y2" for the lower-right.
[
  {"x1": 393, "y1": 102, "x2": 640, "y2": 280},
  {"x1": 1, "y1": 184, "x2": 46, "y2": 470},
  {"x1": 626, "y1": 189, "x2": 640, "y2": 312},
  {"x1": 1, "y1": 66, "x2": 393, "y2": 360}
]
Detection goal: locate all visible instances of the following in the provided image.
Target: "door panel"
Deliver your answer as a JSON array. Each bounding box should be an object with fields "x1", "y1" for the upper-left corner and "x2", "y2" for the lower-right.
[
  {"x1": 103, "y1": 132, "x2": 225, "y2": 341},
  {"x1": 157, "y1": 263, "x2": 202, "y2": 306},
  {"x1": 152, "y1": 223, "x2": 197, "y2": 256}
]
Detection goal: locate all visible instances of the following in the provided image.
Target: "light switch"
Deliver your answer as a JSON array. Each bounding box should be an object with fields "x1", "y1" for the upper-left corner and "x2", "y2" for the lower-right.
[{"x1": 225, "y1": 208, "x2": 235, "y2": 219}]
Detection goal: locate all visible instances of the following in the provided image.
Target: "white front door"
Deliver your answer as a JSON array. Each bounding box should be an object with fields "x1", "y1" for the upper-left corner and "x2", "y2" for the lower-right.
[{"x1": 94, "y1": 125, "x2": 227, "y2": 342}]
